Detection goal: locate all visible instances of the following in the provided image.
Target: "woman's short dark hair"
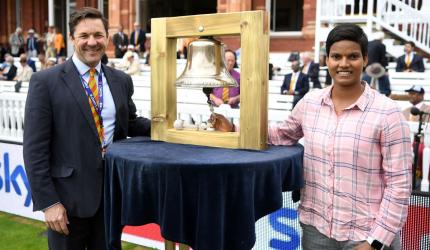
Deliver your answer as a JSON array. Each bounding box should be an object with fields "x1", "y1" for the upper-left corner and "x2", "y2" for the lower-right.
[
  {"x1": 69, "y1": 7, "x2": 109, "y2": 38},
  {"x1": 325, "y1": 24, "x2": 368, "y2": 56}
]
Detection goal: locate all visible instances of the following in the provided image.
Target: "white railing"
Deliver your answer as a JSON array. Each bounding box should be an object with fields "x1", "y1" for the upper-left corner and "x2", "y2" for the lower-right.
[
  {"x1": 377, "y1": 0, "x2": 430, "y2": 54},
  {"x1": 315, "y1": 0, "x2": 430, "y2": 61},
  {"x1": 0, "y1": 92, "x2": 26, "y2": 143}
]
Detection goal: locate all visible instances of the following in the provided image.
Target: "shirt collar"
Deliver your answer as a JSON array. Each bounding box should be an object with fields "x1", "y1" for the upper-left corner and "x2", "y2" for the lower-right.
[
  {"x1": 415, "y1": 101, "x2": 423, "y2": 109},
  {"x1": 321, "y1": 81, "x2": 370, "y2": 112},
  {"x1": 72, "y1": 54, "x2": 101, "y2": 76}
]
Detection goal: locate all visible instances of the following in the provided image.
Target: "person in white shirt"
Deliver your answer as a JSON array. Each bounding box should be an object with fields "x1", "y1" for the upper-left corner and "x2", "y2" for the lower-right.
[
  {"x1": 14, "y1": 54, "x2": 33, "y2": 82},
  {"x1": 123, "y1": 51, "x2": 140, "y2": 76}
]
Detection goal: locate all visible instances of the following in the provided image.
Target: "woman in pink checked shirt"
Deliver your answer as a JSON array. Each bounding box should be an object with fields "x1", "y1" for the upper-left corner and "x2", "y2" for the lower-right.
[{"x1": 214, "y1": 24, "x2": 412, "y2": 250}]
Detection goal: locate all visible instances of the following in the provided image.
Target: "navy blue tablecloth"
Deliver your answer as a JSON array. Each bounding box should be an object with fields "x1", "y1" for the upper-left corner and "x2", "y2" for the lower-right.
[{"x1": 104, "y1": 137, "x2": 304, "y2": 250}]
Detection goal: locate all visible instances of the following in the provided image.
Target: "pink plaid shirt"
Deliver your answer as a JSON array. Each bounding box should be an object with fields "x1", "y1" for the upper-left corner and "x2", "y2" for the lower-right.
[{"x1": 269, "y1": 83, "x2": 412, "y2": 246}]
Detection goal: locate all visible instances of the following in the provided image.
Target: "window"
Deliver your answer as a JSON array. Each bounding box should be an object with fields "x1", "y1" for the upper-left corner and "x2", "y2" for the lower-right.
[
  {"x1": 268, "y1": 0, "x2": 303, "y2": 32},
  {"x1": 138, "y1": 0, "x2": 216, "y2": 32}
]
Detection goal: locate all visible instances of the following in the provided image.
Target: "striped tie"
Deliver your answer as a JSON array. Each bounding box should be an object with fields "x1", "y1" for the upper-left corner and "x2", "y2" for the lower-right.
[
  {"x1": 222, "y1": 87, "x2": 229, "y2": 103},
  {"x1": 88, "y1": 68, "x2": 104, "y2": 144}
]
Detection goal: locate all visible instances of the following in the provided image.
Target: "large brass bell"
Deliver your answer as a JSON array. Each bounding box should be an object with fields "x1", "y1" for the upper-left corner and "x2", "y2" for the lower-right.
[{"x1": 176, "y1": 37, "x2": 239, "y2": 88}]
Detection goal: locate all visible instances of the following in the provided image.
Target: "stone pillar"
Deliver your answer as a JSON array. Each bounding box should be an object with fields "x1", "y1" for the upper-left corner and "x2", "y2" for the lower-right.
[
  {"x1": 302, "y1": 0, "x2": 316, "y2": 40},
  {"x1": 106, "y1": 0, "x2": 134, "y2": 57},
  {"x1": 218, "y1": 0, "x2": 252, "y2": 13}
]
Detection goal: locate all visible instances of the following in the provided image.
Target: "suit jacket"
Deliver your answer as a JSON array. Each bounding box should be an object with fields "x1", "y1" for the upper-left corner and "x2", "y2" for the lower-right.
[
  {"x1": 367, "y1": 40, "x2": 388, "y2": 68},
  {"x1": 280, "y1": 72, "x2": 310, "y2": 107},
  {"x1": 26, "y1": 37, "x2": 39, "y2": 54},
  {"x1": 402, "y1": 103, "x2": 430, "y2": 122},
  {"x1": 23, "y1": 59, "x2": 150, "y2": 218},
  {"x1": 302, "y1": 62, "x2": 321, "y2": 88},
  {"x1": 396, "y1": 54, "x2": 425, "y2": 72},
  {"x1": 112, "y1": 32, "x2": 129, "y2": 58},
  {"x1": 3, "y1": 65, "x2": 17, "y2": 80},
  {"x1": 130, "y1": 29, "x2": 146, "y2": 52}
]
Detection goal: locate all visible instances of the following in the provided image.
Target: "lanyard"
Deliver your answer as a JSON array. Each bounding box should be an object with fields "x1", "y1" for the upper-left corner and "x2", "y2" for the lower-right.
[
  {"x1": 80, "y1": 70, "x2": 104, "y2": 117},
  {"x1": 80, "y1": 70, "x2": 105, "y2": 145}
]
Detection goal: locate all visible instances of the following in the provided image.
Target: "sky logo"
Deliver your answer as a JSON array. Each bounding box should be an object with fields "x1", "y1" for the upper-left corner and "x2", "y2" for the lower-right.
[
  {"x1": 0, "y1": 152, "x2": 31, "y2": 207},
  {"x1": 269, "y1": 207, "x2": 300, "y2": 249}
]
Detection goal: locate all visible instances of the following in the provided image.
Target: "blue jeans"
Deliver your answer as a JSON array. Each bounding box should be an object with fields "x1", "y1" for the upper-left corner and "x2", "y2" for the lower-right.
[{"x1": 301, "y1": 222, "x2": 401, "y2": 250}]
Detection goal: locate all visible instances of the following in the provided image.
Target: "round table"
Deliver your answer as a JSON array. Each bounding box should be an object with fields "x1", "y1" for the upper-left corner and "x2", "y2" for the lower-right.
[{"x1": 104, "y1": 137, "x2": 304, "y2": 250}]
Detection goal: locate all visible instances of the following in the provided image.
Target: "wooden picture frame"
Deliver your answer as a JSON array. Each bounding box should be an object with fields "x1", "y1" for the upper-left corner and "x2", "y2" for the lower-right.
[{"x1": 150, "y1": 11, "x2": 269, "y2": 150}]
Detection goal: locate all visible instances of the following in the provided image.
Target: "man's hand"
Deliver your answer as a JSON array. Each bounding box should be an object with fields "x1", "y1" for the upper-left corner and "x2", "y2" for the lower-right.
[
  {"x1": 354, "y1": 241, "x2": 373, "y2": 250},
  {"x1": 44, "y1": 203, "x2": 69, "y2": 235},
  {"x1": 210, "y1": 94, "x2": 224, "y2": 107},
  {"x1": 228, "y1": 96, "x2": 240, "y2": 106},
  {"x1": 210, "y1": 113, "x2": 234, "y2": 132}
]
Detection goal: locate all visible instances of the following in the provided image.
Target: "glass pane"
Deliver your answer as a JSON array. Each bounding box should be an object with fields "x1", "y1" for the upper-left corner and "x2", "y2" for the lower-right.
[{"x1": 272, "y1": 0, "x2": 303, "y2": 32}]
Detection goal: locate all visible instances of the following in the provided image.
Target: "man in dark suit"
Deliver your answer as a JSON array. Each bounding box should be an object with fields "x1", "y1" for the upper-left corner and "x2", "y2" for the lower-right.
[
  {"x1": 26, "y1": 29, "x2": 39, "y2": 58},
  {"x1": 23, "y1": 7, "x2": 150, "y2": 249},
  {"x1": 130, "y1": 22, "x2": 146, "y2": 56},
  {"x1": 281, "y1": 60, "x2": 310, "y2": 108},
  {"x1": 0, "y1": 55, "x2": 17, "y2": 80},
  {"x1": 301, "y1": 52, "x2": 321, "y2": 88},
  {"x1": 112, "y1": 24, "x2": 128, "y2": 58},
  {"x1": 396, "y1": 41, "x2": 425, "y2": 72},
  {"x1": 362, "y1": 32, "x2": 391, "y2": 96}
]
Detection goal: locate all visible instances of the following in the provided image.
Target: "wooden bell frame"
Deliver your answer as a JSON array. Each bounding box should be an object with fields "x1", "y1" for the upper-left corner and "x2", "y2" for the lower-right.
[{"x1": 150, "y1": 11, "x2": 269, "y2": 150}]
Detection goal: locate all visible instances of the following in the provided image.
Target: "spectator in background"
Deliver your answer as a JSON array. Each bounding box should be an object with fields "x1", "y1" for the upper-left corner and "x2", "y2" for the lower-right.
[
  {"x1": 45, "y1": 57, "x2": 56, "y2": 69},
  {"x1": 288, "y1": 51, "x2": 300, "y2": 62},
  {"x1": 123, "y1": 51, "x2": 140, "y2": 76},
  {"x1": 402, "y1": 85, "x2": 430, "y2": 182},
  {"x1": 9, "y1": 27, "x2": 25, "y2": 57},
  {"x1": 280, "y1": 60, "x2": 309, "y2": 108},
  {"x1": 0, "y1": 55, "x2": 17, "y2": 80},
  {"x1": 14, "y1": 54, "x2": 33, "y2": 82},
  {"x1": 121, "y1": 45, "x2": 139, "y2": 67},
  {"x1": 112, "y1": 24, "x2": 128, "y2": 58},
  {"x1": 301, "y1": 52, "x2": 321, "y2": 88},
  {"x1": 363, "y1": 31, "x2": 391, "y2": 96},
  {"x1": 130, "y1": 22, "x2": 146, "y2": 57},
  {"x1": 53, "y1": 27, "x2": 66, "y2": 57},
  {"x1": 44, "y1": 26, "x2": 56, "y2": 58},
  {"x1": 38, "y1": 53, "x2": 47, "y2": 71},
  {"x1": 402, "y1": 85, "x2": 430, "y2": 122},
  {"x1": 26, "y1": 29, "x2": 39, "y2": 58},
  {"x1": 396, "y1": 41, "x2": 425, "y2": 72},
  {"x1": 210, "y1": 49, "x2": 240, "y2": 108}
]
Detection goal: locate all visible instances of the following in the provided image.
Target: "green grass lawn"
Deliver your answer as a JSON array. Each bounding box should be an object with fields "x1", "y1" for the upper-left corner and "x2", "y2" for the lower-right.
[{"x1": 0, "y1": 212, "x2": 156, "y2": 250}]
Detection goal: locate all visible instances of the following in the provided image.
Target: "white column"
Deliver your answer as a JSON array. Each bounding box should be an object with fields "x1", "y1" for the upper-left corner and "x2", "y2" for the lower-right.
[
  {"x1": 15, "y1": 0, "x2": 21, "y2": 27},
  {"x1": 314, "y1": 0, "x2": 321, "y2": 63},
  {"x1": 366, "y1": 0, "x2": 374, "y2": 36},
  {"x1": 135, "y1": 0, "x2": 140, "y2": 24},
  {"x1": 48, "y1": 0, "x2": 54, "y2": 26}
]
